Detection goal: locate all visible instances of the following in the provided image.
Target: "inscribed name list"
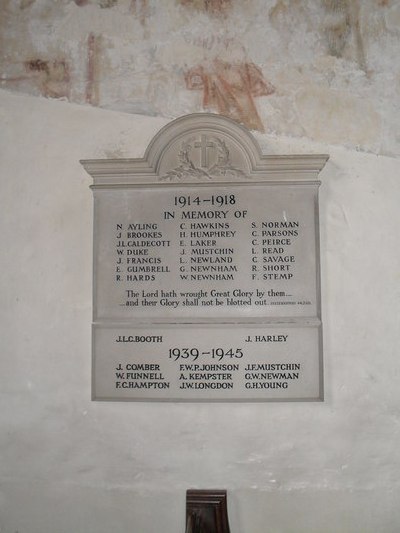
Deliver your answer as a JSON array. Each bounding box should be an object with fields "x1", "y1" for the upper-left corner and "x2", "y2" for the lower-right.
[
  {"x1": 93, "y1": 324, "x2": 321, "y2": 401},
  {"x1": 94, "y1": 184, "x2": 318, "y2": 320}
]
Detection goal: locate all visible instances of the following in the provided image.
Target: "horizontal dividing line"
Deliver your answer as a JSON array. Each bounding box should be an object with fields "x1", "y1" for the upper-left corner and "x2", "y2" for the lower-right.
[{"x1": 92, "y1": 318, "x2": 322, "y2": 328}]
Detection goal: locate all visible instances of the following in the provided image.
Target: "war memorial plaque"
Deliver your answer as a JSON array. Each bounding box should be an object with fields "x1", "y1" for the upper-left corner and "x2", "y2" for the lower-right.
[{"x1": 81, "y1": 114, "x2": 328, "y2": 401}]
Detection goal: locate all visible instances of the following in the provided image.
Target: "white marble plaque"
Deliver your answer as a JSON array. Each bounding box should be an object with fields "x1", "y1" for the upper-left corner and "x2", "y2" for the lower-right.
[
  {"x1": 93, "y1": 324, "x2": 322, "y2": 401},
  {"x1": 82, "y1": 113, "x2": 328, "y2": 401}
]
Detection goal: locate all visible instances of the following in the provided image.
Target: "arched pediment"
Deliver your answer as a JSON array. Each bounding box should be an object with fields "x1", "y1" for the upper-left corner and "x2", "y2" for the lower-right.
[
  {"x1": 144, "y1": 113, "x2": 261, "y2": 180},
  {"x1": 81, "y1": 113, "x2": 328, "y2": 186}
]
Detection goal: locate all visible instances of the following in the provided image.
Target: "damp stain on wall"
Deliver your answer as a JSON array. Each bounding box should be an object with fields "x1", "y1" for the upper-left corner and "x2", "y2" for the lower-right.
[
  {"x1": 323, "y1": 0, "x2": 367, "y2": 71},
  {"x1": 130, "y1": 0, "x2": 150, "y2": 26},
  {"x1": 99, "y1": 0, "x2": 118, "y2": 8},
  {"x1": 185, "y1": 60, "x2": 275, "y2": 132},
  {"x1": 73, "y1": 0, "x2": 118, "y2": 7},
  {"x1": 20, "y1": 0, "x2": 36, "y2": 9},
  {"x1": 24, "y1": 58, "x2": 70, "y2": 99},
  {"x1": 178, "y1": 0, "x2": 232, "y2": 16}
]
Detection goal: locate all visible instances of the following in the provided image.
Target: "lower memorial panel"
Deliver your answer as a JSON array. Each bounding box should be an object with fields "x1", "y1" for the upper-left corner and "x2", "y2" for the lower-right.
[{"x1": 92, "y1": 323, "x2": 323, "y2": 402}]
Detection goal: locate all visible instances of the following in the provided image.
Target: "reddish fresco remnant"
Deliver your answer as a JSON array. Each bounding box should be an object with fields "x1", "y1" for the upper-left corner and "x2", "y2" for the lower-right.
[
  {"x1": 74, "y1": 0, "x2": 90, "y2": 6},
  {"x1": 179, "y1": 0, "x2": 231, "y2": 16},
  {"x1": 24, "y1": 58, "x2": 70, "y2": 98},
  {"x1": 130, "y1": 0, "x2": 149, "y2": 25},
  {"x1": 185, "y1": 60, "x2": 274, "y2": 132},
  {"x1": 86, "y1": 33, "x2": 101, "y2": 105}
]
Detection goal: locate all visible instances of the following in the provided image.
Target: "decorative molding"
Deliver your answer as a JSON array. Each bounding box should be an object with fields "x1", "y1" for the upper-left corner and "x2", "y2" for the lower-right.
[{"x1": 81, "y1": 113, "x2": 329, "y2": 187}]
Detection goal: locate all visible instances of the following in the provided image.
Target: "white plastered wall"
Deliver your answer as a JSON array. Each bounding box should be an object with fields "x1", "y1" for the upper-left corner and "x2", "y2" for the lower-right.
[{"x1": 0, "y1": 89, "x2": 399, "y2": 533}]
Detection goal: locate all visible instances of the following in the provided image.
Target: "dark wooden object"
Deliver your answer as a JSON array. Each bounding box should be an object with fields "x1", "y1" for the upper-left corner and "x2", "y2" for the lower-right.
[{"x1": 185, "y1": 490, "x2": 231, "y2": 533}]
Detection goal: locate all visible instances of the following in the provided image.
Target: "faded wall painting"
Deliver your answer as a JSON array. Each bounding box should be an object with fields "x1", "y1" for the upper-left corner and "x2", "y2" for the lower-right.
[{"x1": 0, "y1": 0, "x2": 399, "y2": 156}]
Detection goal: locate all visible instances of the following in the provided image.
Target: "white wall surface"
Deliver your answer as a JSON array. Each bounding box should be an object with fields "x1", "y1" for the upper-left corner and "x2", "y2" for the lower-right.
[{"x1": 1, "y1": 89, "x2": 400, "y2": 533}]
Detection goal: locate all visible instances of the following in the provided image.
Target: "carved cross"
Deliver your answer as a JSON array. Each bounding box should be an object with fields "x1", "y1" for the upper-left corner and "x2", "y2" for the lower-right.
[{"x1": 194, "y1": 135, "x2": 215, "y2": 168}]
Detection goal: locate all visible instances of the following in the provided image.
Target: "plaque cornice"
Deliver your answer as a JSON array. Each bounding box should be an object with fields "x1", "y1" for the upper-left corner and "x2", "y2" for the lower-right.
[{"x1": 81, "y1": 155, "x2": 329, "y2": 176}]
